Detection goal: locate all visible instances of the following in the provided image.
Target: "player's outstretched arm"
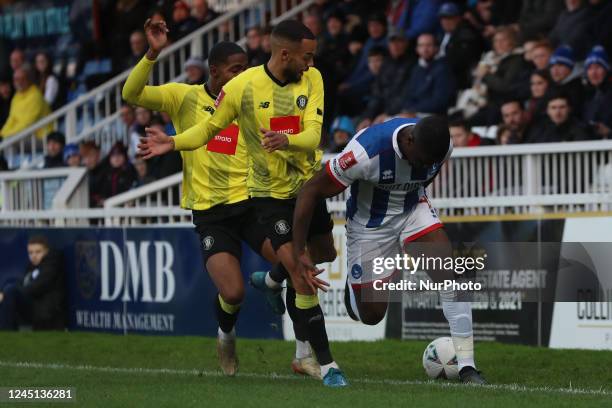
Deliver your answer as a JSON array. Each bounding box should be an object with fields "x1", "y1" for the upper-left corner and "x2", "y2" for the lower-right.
[
  {"x1": 292, "y1": 169, "x2": 346, "y2": 292},
  {"x1": 122, "y1": 19, "x2": 170, "y2": 111}
]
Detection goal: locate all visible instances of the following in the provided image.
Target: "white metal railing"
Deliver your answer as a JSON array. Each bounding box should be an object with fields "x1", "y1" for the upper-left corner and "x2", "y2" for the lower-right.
[
  {"x1": 0, "y1": 167, "x2": 89, "y2": 226},
  {"x1": 104, "y1": 140, "x2": 612, "y2": 223},
  {"x1": 3, "y1": 140, "x2": 612, "y2": 226},
  {"x1": 0, "y1": 0, "x2": 312, "y2": 168},
  {"x1": 429, "y1": 140, "x2": 612, "y2": 216}
]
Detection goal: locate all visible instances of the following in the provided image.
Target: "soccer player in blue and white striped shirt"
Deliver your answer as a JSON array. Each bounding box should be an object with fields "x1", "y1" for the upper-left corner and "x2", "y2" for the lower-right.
[{"x1": 292, "y1": 116, "x2": 487, "y2": 384}]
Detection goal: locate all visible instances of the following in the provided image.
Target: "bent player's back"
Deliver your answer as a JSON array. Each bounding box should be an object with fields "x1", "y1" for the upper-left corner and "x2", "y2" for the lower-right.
[{"x1": 327, "y1": 118, "x2": 451, "y2": 228}]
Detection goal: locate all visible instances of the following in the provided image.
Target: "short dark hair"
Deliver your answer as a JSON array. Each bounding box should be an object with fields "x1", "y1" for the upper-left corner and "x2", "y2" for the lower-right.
[
  {"x1": 546, "y1": 89, "x2": 570, "y2": 106},
  {"x1": 501, "y1": 99, "x2": 523, "y2": 110},
  {"x1": 28, "y1": 235, "x2": 49, "y2": 248},
  {"x1": 448, "y1": 118, "x2": 470, "y2": 132},
  {"x1": 208, "y1": 42, "x2": 246, "y2": 67},
  {"x1": 271, "y1": 19, "x2": 315, "y2": 42},
  {"x1": 368, "y1": 46, "x2": 387, "y2": 58},
  {"x1": 413, "y1": 116, "x2": 450, "y2": 161}
]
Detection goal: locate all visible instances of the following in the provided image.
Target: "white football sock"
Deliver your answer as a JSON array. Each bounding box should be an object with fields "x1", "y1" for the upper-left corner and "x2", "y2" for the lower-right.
[
  {"x1": 320, "y1": 361, "x2": 339, "y2": 378},
  {"x1": 265, "y1": 272, "x2": 282, "y2": 289},
  {"x1": 452, "y1": 335, "x2": 476, "y2": 371},
  {"x1": 295, "y1": 340, "x2": 312, "y2": 359},
  {"x1": 440, "y1": 289, "x2": 475, "y2": 370},
  {"x1": 218, "y1": 327, "x2": 236, "y2": 341}
]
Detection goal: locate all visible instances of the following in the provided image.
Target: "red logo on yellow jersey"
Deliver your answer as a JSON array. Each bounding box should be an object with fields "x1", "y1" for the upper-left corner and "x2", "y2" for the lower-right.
[{"x1": 207, "y1": 124, "x2": 239, "y2": 155}]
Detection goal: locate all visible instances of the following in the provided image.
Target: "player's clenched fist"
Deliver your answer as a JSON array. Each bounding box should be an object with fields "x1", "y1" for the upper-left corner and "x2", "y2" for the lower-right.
[{"x1": 138, "y1": 127, "x2": 174, "y2": 159}]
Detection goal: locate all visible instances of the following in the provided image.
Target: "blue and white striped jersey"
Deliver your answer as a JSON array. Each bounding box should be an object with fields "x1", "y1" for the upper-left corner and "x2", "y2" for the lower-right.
[{"x1": 326, "y1": 118, "x2": 452, "y2": 228}]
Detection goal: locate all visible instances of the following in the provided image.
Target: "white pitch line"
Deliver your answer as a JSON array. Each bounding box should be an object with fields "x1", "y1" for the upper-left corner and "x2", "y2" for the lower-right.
[{"x1": 1, "y1": 360, "x2": 611, "y2": 398}]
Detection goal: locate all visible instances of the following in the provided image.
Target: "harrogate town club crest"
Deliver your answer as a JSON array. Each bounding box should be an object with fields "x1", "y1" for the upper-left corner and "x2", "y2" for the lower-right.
[
  {"x1": 296, "y1": 95, "x2": 308, "y2": 110},
  {"x1": 275, "y1": 220, "x2": 291, "y2": 235},
  {"x1": 202, "y1": 236, "x2": 215, "y2": 251}
]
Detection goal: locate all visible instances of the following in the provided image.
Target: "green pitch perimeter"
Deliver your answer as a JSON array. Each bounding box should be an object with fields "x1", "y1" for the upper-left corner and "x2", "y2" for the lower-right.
[{"x1": 0, "y1": 332, "x2": 611, "y2": 407}]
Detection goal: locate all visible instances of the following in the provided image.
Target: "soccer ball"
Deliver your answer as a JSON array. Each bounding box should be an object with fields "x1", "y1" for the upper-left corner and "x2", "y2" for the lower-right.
[{"x1": 422, "y1": 337, "x2": 459, "y2": 379}]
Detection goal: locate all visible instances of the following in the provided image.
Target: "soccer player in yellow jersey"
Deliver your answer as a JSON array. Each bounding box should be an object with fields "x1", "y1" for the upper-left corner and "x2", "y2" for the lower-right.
[
  {"x1": 140, "y1": 20, "x2": 348, "y2": 387},
  {"x1": 123, "y1": 20, "x2": 320, "y2": 379}
]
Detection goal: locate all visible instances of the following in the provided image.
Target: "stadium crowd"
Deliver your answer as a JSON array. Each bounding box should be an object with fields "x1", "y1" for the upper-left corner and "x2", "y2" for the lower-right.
[{"x1": 0, "y1": 0, "x2": 611, "y2": 204}]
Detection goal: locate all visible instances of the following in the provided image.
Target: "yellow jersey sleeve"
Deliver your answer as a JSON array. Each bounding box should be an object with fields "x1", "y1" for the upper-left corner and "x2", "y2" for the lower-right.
[
  {"x1": 122, "y1": 56, "x2": 186, "y2": 116},
  {"x1": 286, "y1": 68, "x2": 324, "y2": 152},
  {"x1": 173, "y1": 75, "x2": 242, "y2": 151}
]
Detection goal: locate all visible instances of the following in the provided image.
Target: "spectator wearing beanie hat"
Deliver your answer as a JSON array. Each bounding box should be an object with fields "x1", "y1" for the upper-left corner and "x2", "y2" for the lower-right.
[
  {"x1": 43, "y1": 132, "x2": 65, "y2": 168},
  {"x1": 548, "y1": 45, "x2": 584, "y2": 113},
  {"x1": 95, "y1": 142, "x2": 136, "y2": 207},
  {"x1": 583, "y1": 45, "x2": 612, "y2": 139},
  {"x1": 63, "y1": 143, "x2": 80, "y2": 167},
  {"x1": 329, "y1": 116, "x2": 355, "y2": 153}
]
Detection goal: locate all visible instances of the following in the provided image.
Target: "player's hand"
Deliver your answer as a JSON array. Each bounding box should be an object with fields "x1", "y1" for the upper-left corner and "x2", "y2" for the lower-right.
[
  {"x1": 144, "y1": 18, "x2": 169, "y2": 58},
  {"x1": 260, "y1": 128, "x2": 289, "y2": 152},
  {"x1": 295, "y1": 251, "x2": 330, "y2": 293},
  {"x1": 138, "y1": 127, "x2": 174, "y2": 159}
]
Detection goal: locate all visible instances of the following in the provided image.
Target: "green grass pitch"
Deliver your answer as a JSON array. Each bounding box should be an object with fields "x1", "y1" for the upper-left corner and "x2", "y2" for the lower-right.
[{"x1": 0, "y1": 332, "x2": 611, "y2": 407}]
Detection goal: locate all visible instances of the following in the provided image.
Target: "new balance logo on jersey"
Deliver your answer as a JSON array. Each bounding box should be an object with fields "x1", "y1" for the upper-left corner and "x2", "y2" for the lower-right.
[
  {"x1": 339, "y1": 151, "x2": 357, "y2": 170},
  {"x1": 203, "y1": 105, "x2": 215, "y2": 114},
  {"x1": 259, "y1": 101, "x2": 270, "y2": 109},
  {"x1": 382, "y1": 169, "x2": 394, "y2": 181}
]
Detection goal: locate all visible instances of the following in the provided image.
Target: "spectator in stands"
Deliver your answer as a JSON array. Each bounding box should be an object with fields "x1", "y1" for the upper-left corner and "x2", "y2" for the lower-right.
[
  {"x1": 0, "y1": 67, "x2": 51, "y2": 139},
  {"x1": 0, "y1": 76, "x2": 13, "y2": 129},
  {"x1": 184, "y1": 56, "x2": 207, "y2": 85},
  {"x1": 133, "y1": 157, "x2": 155, "y2": 188},
  {"x1": 328, "y1": 116, "x2": 355, "y2": 153},
  {"x1": 9, "y1": 49, "x2": 26, "y2": 73},
  {"x1": 549, "y1": 0, "x2": 592, "y2": 59},
  {"x1": 319, "y1": 10, "x2": 350, "y2": 78},
  {"x1": 496, "y1": 124, "x2": 513, "y2": 145},
  {"x1": 389, "y1": 0, "x2": 443, "y2": 40},
  {"x1": 449, "y1": 119, "x2": 493, "y2": 147},
  {"x1": 129, "y1": 107, "x2": 153, "y2": 160},
  {"x1": 524, "y1": 70, "x2": 552, "y2": 125},
  {"x1": 501, "y1": 100, "x2": 531, "y2": 144},
  {"x1": 526, "y1": 92, "x2": 591, "y2": 143},
  {"x1": 587, "y1": 0, "x2": 612, "y2": 56},
  {"x1": 246, "y1": 27, "x2": 267, "y2": 67},
  {"x1": 437, "y1": 2, "x2": 484, "y2": 90},
  {"x1": 548, "y1": 45, "x2": 584, "y2": 113},
  {"x1": 63, "y1": 144, "x2": 81, "y2": 168},
  {"x1": 126, "y1": 31, "x2": 147, "y2": 70},
  {"x1": 303, "y1": 11, "x2": 324, "y2": 38},
  {"x1": 109, "y1": 0, "x2": 151, "y2": 69},
  {"x1": 146, "y1": 118, "x2": 182, "y2": 180},
  {"x1": 34, "y1": 53, "x2": 60, "y2": 108},
  {"x1": 514, "y1": 0, "x2": 564, "y2": 42},
  {"x1": 531, "y1": 41, "x2": 554, "y2": 71},
  {"x1": 464, "y1": 0, "x2": 496, "y2": 40},
  {"x1": 192, "y1": 0, "x2": 218, "y2": 28},
  {"x1": 98, "y1": 142, "x2": 137, "y2": 205},
  {"x1": 582, "y1": 46, "x2": 612, "y2": 139},
  {"x1": 120, "y1": 104, "x2": 137, "y2": 135},
  {"x1": 357, "y1": 28, "x2": 414, "y2": 130},
  {"x1": 0, "y1": 235, "x2": 66, "y2": 331},
  {"x1": 170, "y1": 1, "x2": 198, "y2": 42},
  {"x1": 472, "y1": 26, "x2": 525, "y2": 125},
  {"x1": 43, "y1": 132, "x2": 66, "y2": 169},
  {"x1": 400, "y1": 33, "x2": 455, "y2": 116},
  {"x1": 81, "y1": 141, "x2": 105, "y2": 207},
  {"x1": 337, "y1": 13, "x2": 388, "y2": 116}
]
